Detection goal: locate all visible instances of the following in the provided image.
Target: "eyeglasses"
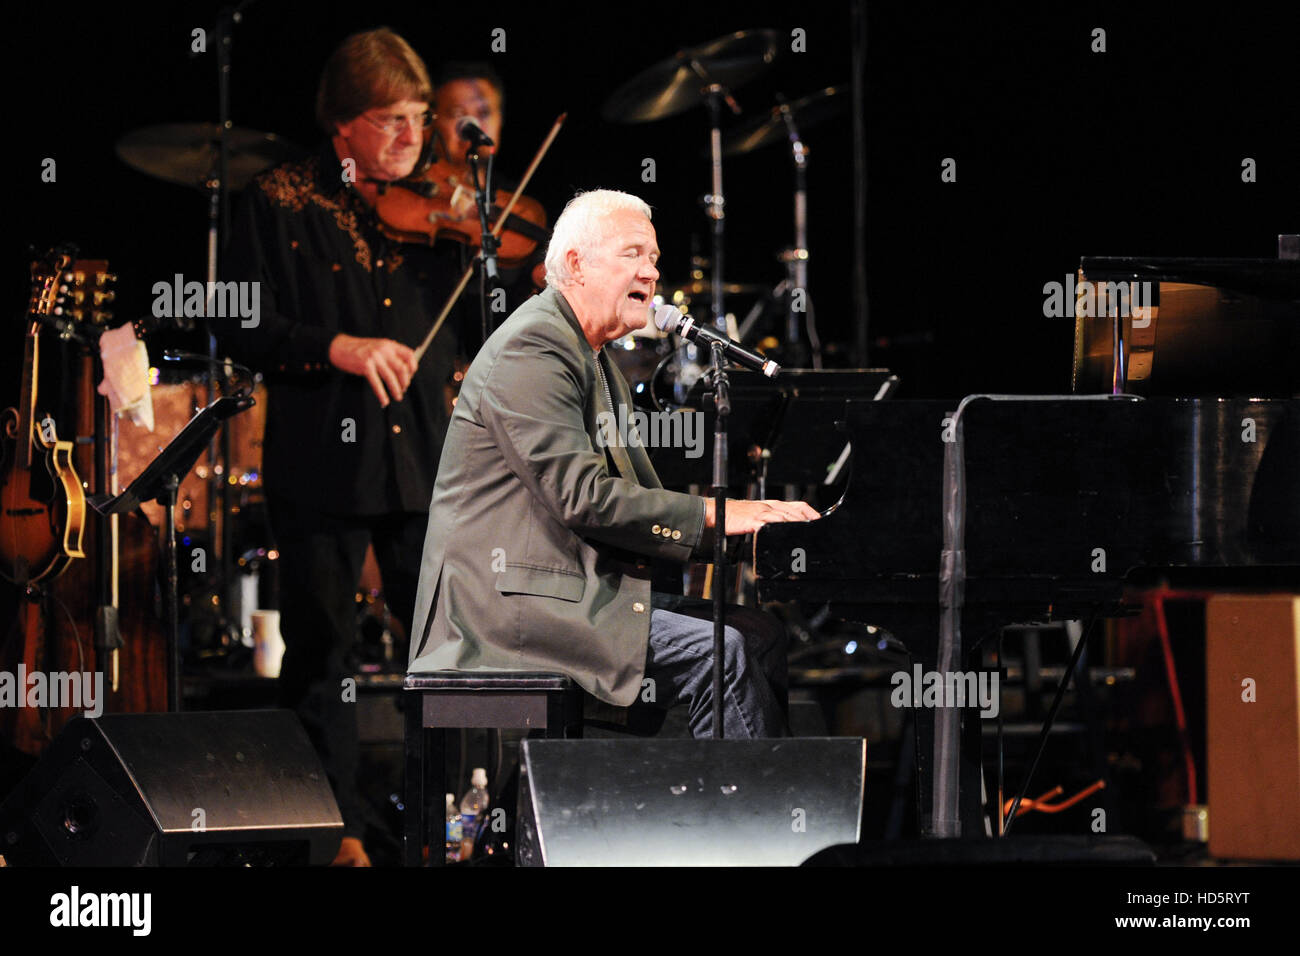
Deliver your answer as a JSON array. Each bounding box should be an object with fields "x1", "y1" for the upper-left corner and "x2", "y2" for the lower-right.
[{"x1": 359, "y1": 109, "x2": 433, "y2": 136}]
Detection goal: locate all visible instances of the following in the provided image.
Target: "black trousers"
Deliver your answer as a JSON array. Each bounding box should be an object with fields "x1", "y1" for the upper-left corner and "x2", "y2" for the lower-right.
[{"x1": 266, "y1": 493, "x2": 428, "y2": 839}]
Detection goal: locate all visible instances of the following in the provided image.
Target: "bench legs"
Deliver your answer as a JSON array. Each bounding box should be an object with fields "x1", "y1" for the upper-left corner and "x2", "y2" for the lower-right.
[
  {"x1": 403, "y1": 694, "x2": 425, "y2": 867},
  {"x1": 403, "y1": 687, "x2": 584, "y2": 866}
]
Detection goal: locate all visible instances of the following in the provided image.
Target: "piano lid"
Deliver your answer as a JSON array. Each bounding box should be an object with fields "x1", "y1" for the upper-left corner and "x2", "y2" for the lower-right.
[
  {"x1": 1078, "y1": 257, "x2": 1300, "y2": 301},
  {"x1": 1073, "y1": 257, "x2": 1300, "y2": 396}
]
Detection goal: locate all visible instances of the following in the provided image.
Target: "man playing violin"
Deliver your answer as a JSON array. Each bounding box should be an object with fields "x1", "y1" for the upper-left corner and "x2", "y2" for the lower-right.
[{"x1": 220, "y1": 27, "x2": 463, "y2": 866}]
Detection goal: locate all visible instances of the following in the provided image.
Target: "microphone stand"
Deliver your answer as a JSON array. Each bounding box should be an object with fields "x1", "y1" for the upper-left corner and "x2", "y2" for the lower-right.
[
  {"x1": 705, "y1": 342, "x2": 730, "y2": 738},
  {"x1": 467, "y1": 147, "x2": 501, "y2": 343},
  {"x1": 657, "y1": 302, "x2": 783, "y2": 738}
]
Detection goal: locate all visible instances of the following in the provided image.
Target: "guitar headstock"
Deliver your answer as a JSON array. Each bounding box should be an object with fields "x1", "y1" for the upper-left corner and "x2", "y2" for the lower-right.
[
  {"x1": 61, "y1": 259, "x2": 117, "y2": 330},
  {"x1": 25, "y1": 248, "x2": 116, "y2": 344},
  {"x1": 27, "y1": 244, "x2": 78, "y2": 327}
]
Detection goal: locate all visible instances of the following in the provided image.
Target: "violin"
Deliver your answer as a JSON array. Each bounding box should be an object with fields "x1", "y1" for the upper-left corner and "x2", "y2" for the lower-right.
[
  {"x1": 373, "y1": 132, "x2": 548, "y2": 269},
  {"x1": 397, "y1": 112, "x2": 566, "y2": 368}
]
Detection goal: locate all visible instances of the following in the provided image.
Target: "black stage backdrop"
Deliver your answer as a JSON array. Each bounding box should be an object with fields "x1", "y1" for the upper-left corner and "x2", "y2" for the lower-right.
[{"x1": 4, "y1": 1, "x2": 1298, "y2": 397}]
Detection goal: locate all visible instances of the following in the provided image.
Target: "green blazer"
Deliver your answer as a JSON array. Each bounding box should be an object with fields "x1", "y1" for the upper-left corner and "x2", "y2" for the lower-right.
[{"x1": 407, "y1": 287, "x2": 706, "y2": 706}]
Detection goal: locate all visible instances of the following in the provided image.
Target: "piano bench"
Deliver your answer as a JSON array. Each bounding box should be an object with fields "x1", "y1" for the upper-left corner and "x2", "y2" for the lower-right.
[{"x1": 402, "y1": 671, "x2": 584, "y2": 867}]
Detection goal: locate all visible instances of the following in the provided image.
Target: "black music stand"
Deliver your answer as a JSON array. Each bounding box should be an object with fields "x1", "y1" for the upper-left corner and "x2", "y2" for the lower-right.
[
  {"x1": 692, "y1": 367, "x2": 898, "y2": 735},
  {"x1": 655, "y1": 368, "x2": 899, "y2": 489},
  {"x1": 89, "y1": 394, "x2": 254, "y2": 712}
]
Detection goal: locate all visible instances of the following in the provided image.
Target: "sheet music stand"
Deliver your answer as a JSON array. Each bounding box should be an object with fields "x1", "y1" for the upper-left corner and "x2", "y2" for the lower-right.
[{"x1": 89, "y1": 394, "x2": 254, "y2": 712}]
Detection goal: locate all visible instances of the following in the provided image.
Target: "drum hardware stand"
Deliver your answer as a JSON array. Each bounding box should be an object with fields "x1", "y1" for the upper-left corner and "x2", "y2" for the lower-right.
[
  {"x1": 203, "y1": 3, "x2": 255, "y2": 641},
  {"x1": 692, "y1": 69, "x2": 741, "y2": 334},
  {"x1": 681, "y1": 74, "x2": 739, "y2": 421},
  {"x1": 775, "y1": 94, "x2": 819, "y2": 369}
]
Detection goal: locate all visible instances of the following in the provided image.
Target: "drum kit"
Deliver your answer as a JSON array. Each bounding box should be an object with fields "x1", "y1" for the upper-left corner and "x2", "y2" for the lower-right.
[
  {"x1": 113, "y1": 117, "x2": 296, "y2": 544},
  {"x1": 114, "y1": 374, "x2": 267, "y2": 536},
  {"x1": 599, "y1": 30, "x2": 846, "y2": 401}
]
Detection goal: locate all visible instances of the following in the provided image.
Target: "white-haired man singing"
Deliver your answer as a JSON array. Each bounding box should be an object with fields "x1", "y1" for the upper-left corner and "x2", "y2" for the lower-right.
[{"x1": 407, "y1": 189, "x2": 818, "y2": 737}]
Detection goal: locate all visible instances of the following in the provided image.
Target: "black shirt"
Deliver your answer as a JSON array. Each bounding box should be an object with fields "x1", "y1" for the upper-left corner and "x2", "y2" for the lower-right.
[{"x1": 219, "y1": 141, "x2": 462, "y2": 515}]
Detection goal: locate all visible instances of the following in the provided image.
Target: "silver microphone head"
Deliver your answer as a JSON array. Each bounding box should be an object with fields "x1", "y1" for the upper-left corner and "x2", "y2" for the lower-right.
[{"x1": 652, "y1": 303, "x2": 684, "y2": 333}]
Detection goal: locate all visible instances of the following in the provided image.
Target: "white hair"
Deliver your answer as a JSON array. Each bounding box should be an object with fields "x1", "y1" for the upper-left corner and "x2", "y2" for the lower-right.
[{"x1": 543, "y1": 189, "x2": 652, "y2": 288}]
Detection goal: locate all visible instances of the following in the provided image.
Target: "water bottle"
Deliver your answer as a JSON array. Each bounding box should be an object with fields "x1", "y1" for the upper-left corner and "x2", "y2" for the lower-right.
[
  {"x1": 444, "y1": 793, "x2": 463, "y2": 863},
  {"x1": 458, "y1": 768, "x2": 490, "y2": 859}
]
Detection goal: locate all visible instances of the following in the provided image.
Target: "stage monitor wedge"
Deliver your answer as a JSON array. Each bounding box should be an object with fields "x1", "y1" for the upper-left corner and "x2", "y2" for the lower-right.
[
  {"x1": 0, "y1": 710, "x2": 343, "y2": 866},
  {"x1": 517, "y1": 737, "x2": 866, "y2": 866}
]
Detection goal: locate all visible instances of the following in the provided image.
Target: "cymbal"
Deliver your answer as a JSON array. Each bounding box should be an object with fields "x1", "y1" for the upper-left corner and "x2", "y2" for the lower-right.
[
  {"x1": 115, "y1": 123, "x2": 302, "y2": 191},
  {"x1": 602, "y1": 30, "x2": 780, "y2": 123},
  {"x1": 722, "y1": 86, "x2": 845, "y2": 156}
]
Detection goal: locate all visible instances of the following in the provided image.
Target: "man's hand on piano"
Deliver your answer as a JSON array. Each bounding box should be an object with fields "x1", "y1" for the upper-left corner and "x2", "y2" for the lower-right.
[{"x1": 703, "y1": 498, "x2": 821, "y2": 535}]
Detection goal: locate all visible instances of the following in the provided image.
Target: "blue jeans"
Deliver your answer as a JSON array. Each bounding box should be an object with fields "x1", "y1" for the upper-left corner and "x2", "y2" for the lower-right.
[{"x1": 644, "y1": 593, "x2": 790, "y2": 738}]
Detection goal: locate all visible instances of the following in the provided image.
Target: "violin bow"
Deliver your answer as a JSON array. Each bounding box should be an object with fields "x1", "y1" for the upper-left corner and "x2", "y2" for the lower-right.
[{"x1": 414, "y1": 112, "x2": 567, "y2": 363}]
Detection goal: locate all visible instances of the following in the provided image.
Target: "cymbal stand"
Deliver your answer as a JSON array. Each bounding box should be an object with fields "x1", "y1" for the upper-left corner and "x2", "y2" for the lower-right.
[
  {"x1": 205, "y1": 4, "x2": 255, "y2": 641},
  {"x1": 690, "y1": 60, "x2": 740, "y2": 334},
  {"x1": 776, "y1": 97, "x2": 820, "y2": 368}
]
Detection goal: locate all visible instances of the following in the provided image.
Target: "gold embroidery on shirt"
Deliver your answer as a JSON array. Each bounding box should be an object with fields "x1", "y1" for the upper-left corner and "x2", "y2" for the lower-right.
[{"x1": 256, "y1": 157, "x2": 401, "y2": 274}]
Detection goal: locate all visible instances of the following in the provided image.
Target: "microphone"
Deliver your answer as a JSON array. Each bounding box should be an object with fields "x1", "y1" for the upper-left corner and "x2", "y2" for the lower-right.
[
  {"x1": 652, "y1": 304, "x2": 780, "y2": 378},
  {"x1": 455, "y1": 117, "x2": 495, "y2": 149}
]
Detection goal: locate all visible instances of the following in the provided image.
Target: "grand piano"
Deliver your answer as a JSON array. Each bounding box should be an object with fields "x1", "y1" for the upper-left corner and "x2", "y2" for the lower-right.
[{"x1": 750, "y1": 256, "x2": 1300, "y2": 838}]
